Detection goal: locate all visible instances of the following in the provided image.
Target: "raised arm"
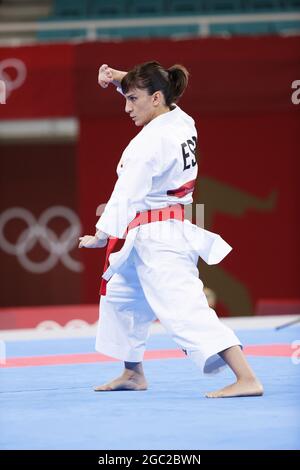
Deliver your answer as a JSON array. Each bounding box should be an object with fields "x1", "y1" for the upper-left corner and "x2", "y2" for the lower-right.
[
  {"x1": 98, "y1": 64, "x2": 127, "y2": 89},
  {"x1": 78, "y1": 65, "x2": 128, "y2": 249}
]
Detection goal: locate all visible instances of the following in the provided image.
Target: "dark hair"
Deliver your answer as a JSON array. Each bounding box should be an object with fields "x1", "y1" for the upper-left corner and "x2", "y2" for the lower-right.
[{"x1": 121, "y1": 61, "x2": 189, "y2": 107}]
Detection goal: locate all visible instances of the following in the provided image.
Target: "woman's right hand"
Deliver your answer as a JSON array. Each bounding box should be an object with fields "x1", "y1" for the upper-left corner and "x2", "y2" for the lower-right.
[
  {"x1": 98, "y1": 64, "x2": 114, "y2": 88},
  {"x1": 78, "y1": 235, "x2": 107, "y2": 249}
]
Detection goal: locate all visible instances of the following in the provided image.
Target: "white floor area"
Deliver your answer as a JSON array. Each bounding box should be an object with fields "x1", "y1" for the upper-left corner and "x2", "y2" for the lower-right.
[{"x1": 0, "y1": 315, "x2": 299, "y2": 342}]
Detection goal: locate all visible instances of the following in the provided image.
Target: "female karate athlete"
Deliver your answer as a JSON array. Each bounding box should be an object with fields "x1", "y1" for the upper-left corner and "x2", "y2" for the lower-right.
[{"x1": 79, "y1": 62, "x2": 263, "y2": 398}]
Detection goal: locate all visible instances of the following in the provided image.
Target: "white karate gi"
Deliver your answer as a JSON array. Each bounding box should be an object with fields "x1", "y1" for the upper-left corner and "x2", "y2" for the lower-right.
[{"x1": 95, "y1": 105, "x2": 241, "y2": 374}]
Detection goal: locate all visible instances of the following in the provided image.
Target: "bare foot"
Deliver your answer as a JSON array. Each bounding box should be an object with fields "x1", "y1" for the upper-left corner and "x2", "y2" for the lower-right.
[
  {"x1": 94, "y1": 370, "x2": 148, "y2": 392},
  {"x1": 205, "y1": 378, "x2": 264, "y2": 398}
]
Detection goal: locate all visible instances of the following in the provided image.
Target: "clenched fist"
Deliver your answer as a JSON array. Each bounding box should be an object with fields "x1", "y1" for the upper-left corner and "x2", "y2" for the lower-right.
[{"x1": 98, "y1": 64, "x2": 114, "y2": 88}]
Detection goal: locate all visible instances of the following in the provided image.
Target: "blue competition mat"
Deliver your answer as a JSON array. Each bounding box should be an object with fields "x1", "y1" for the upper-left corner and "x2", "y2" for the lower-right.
[{"x1": 0, "y1": 327, "x2": 299, "y2": 450}]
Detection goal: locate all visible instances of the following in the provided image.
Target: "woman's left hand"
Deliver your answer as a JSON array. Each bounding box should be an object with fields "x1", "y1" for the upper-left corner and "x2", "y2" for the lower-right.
[{"x1": 98, "y1": 64, "x2": 114, "y2": 88}]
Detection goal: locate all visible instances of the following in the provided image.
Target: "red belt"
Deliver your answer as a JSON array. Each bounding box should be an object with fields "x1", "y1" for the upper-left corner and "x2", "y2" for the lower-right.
[{"x1": 100, "y1": 204, "x2": 184, "y2": 296}]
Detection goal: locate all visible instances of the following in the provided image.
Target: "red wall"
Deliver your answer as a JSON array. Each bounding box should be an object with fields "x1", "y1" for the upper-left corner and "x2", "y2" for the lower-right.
[{"x1": 1, "y1": 36, "x2": 299, "y2": 315}]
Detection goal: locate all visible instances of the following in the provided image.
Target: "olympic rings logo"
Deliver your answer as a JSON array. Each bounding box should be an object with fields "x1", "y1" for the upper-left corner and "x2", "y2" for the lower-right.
[
  {"x1": 0, "y1": 58, "x2": 27, "y2": 100},
  {"x1": 0, "y1": 207, "x2": 83, "y2": 273}
]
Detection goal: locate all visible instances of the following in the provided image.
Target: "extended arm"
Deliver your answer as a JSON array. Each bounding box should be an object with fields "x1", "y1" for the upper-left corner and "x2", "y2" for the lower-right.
[{"x1": 78, "y1": 230, "x2": 108, "y2": 249}]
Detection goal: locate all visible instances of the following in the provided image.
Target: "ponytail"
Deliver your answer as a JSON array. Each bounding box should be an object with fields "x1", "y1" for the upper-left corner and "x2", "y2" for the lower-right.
[{"x1": 167, "y1": 64, "x2": 189, "y2": 105}]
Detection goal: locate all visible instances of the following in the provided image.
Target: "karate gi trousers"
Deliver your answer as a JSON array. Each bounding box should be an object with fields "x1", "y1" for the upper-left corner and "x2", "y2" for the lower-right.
[{"x1": 96, "y1": 214, "x2": 241, "y2": 375}]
